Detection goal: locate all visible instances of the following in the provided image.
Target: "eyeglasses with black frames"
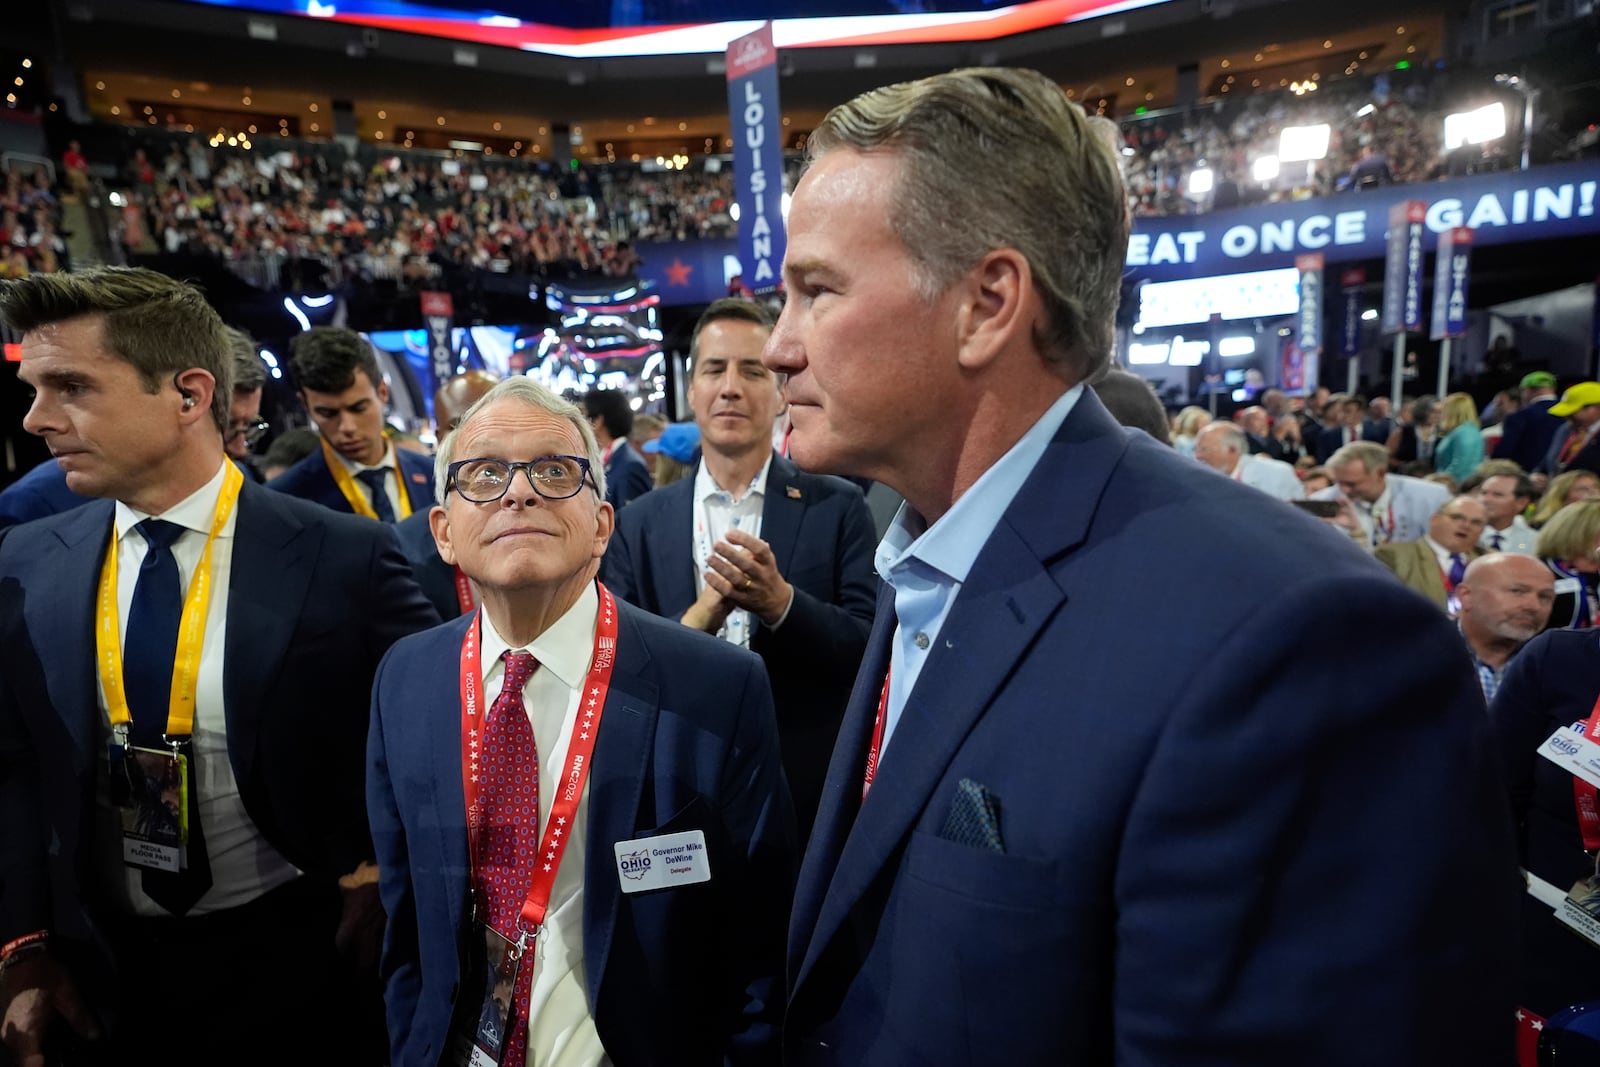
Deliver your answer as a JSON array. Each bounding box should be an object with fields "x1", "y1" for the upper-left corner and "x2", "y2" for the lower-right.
[{"x1": 446, "y1": 455, "x2": 595, "y2": 503}]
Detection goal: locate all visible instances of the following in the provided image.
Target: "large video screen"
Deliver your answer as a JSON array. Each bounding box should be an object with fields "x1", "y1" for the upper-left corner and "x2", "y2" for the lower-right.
[{"x1": 177, "y1": 0, "x2": 1173, "y2": 56}]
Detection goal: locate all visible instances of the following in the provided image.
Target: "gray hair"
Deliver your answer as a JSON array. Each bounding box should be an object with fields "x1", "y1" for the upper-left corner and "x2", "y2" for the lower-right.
[
  {"x1": 434, "y1": 377, "x2": 606, "y2": 505},
  {"x1": 806, "y1": 67, "x2": 1129, "y2": 385},
  {"x1": 1201, "y1": 420, "x2": 1248, "y2": 457},
  {"x1": 1327, "y1": 440, "x2": 1388, "y2": 474}
]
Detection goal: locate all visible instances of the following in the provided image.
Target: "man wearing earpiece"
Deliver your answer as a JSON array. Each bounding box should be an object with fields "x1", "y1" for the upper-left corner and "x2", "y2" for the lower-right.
[{"x1": 0, "y1": 267, "x2": 439, "y2": 1066}]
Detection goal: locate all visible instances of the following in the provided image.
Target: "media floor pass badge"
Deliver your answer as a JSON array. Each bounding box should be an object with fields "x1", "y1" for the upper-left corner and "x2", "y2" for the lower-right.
[
  {"x1": 613, "y1": 829, "x2": 711, "y2": 894},
  {"x1": 1537, "y1": 724, "x2": 1600, "y2": 947}
]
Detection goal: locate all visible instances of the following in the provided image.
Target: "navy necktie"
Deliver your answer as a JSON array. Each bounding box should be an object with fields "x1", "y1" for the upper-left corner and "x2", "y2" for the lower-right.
[
  {"x1": 356, "y1": 467, "x2": 397, "y2": 523},
  {"x1": 1490, "y1": 532, "x2": 1504, "y2": 550},
  {"x1": 124, "y1": 519, "x2": 212, "y2": 914},
  {"x1": 1448, "y1": 553, "x2": 1467, "y2": 587}
]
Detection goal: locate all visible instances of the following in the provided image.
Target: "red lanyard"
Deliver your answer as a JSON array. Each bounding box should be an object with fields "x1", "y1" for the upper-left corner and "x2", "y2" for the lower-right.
[
  {"x1": 453, "y1": 565, "x2": 476, "y2": 616},
  {"x1": 459, "y1": 583, "x2": 619, "y2": 940},
  {"x1": 862, "y1": 668, "x2": 890, "y2": 801},
  {"x1": 1575, "y1": 692, "x2": 1600, "y2": 851}
]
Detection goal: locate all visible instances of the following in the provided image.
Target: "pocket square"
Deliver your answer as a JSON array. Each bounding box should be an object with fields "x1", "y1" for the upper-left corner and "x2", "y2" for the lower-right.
[{"x1": 940, "y1": 778, "x2": 1004, "y2": 853}]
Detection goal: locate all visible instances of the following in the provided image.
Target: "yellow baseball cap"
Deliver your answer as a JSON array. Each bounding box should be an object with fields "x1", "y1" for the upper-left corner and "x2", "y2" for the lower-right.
[{"x1": 1551, "y1": 382, "x2": 1600, "y2": 417}]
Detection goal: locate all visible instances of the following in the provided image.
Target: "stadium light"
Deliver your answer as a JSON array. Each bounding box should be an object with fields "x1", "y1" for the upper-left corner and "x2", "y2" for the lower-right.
[
  {"x1": 1218, "y1": 335, "x2": 1257, "y2": 357},
  {"x1": 1443, "y1": 102, "x2": 1506, "y2": 150},
  {"x1": 1187, "y1": 167, "x2": 1214, "y2": 197},
  {"x1": 1252, "y1": 155, "x2": 1281, "y2": 182},
  {"x1": 1279, "y1": 124, "x2": 1331, "y2": 163}
]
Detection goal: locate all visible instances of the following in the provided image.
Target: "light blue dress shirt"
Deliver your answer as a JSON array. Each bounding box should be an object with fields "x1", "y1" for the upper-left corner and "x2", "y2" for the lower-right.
[{"x1": 874, "y1": 385, "x2": 1083, "y2": 757}]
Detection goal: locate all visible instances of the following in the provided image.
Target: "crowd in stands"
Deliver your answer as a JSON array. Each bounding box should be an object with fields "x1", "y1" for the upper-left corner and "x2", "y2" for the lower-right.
[{"x1": 0, "y1": 161, "x2": 70, "y2": 278}]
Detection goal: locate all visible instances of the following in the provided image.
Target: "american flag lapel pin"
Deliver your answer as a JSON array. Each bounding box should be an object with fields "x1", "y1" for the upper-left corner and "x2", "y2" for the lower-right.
[
  {"x1": 411, "y1": 472, "x2": 428, "y2": 484},
  {"x1": 786, "y1": 486, "x2": 801, "y2": 499}
]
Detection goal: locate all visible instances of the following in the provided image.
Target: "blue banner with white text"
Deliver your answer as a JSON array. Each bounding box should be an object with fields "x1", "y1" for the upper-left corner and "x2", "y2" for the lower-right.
[
  {"x1": 1125, "y1": 160, "x2": 1600, "y2": 283},
  {"x1": 725, "y1": 23, "x2": 786, "y2": 295}
]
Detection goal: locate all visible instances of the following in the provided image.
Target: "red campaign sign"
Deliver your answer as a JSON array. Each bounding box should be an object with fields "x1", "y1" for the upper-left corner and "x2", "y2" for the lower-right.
[
  {"x1": 420, "y1": 291, "x2": 454, "y2": 317},
  {"x1": 726, "y1": 22, "x2": 776, "y2": 80}
]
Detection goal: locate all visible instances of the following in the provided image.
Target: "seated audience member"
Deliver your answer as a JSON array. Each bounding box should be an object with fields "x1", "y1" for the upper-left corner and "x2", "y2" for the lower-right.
[
  {"x1": 1489, "y1": 626, "x2": 1600, "y2": 1018},
  {"x1": 395, "y1": 371, "x2": 501, "y2": 620},
  {"x1": 1477, "y1": 471, "x2": 1538, "y2": 555},
  {"x1": 1089, "y1": 368, "x2": 1171, "y2": 445},
  {"x1": 267, "y1": 326, "x2": 434, "y2": 521},
  {"x1": 1270, "y1": 408, "x2": 1306, "y2": 466},
  {"x1": 1170, "y1": 405, "x2": 1211, "y2": 458},
  {"x1": 1235, "y1": 406, "x2": 1281, "y2": 461},
  {"x1": 1535, "y1": 501, "x2": 1600, "y2": 631},
  {"x1": 1542, "y1": 382, "x2": 1600, "y2": 477},
  {"x1": 1299, "y1": 466, "x2": 1333, "y2": 496},
  {"x1": 1435, "y1": 392, "x2": 1486, "y2": 488},
  {"x1": 581, "y1": 388, "x2": 654, "y2": 511},
  {"x1": 640, "y1": 421, "x2": 700, "y2": 488},
  {"x1": 367, "y1": 377, "x2": 795, "y2": 1067},
  {"x1": 1454, "y1": 553, "x2": 1556, "y2": 699},
  {"x1": 1374, "y1": 495, "x2": 1487, "y2": 612},
  {"x1": 1315, "y1": 393, "x2": 1383, "y2": 463},
  {"x1": 1192, "y1": 421, "x2": 1303, "y2": 501},
  {"x1": 1314, "y1": 441, "x2": 1451, "y2": 548},
  {"x1": 1494, "y1": 372, "x2": 1561, "y2": 472},
  {"x1": 259, "y1": 427, "x2": 322, "y2": 482},
  {"x1": 1531, "y1": 470, "x2": 1600, "y2": 528},
  {"x1": 1388, "y1": 394, "x2": 1440, "y2": 470}
]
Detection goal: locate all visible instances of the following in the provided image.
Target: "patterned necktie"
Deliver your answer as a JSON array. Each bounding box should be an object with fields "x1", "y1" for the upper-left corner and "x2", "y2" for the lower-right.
[
  {"x1": 477, "y1": 649, "x2": 540, "y2": 1062},
  {"x1": 1448, "y1": 553, "x2": 1467, "y2": 587},
  {"x1": 124, "y1": 519, "x2": 212, "y2": 914},
  {"x1": 1561, "y1": 430, "x2": 1586, "y2": 468},
  {"x1": 355, "y1": 467, "x2": 397, "y2": 523}
]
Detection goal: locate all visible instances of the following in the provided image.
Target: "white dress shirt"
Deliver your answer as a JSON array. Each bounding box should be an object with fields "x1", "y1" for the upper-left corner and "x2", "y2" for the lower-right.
[
  {"x1": 98, "y1": 460, "x2": 300, "y2": 916},
  {"x1": 480, "y1": 583, "x2": 609, "y2": 1067},
  {"x1": 691, "y1": 455, "x2": 772, "y2": 648},
  {"x1": 1479, "y1": 515, "x2": 1537, "y2": 555}
]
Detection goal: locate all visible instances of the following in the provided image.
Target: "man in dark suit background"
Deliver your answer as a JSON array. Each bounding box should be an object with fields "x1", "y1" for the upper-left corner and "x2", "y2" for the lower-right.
[
  {"x1": 369, "y1": 376, "x2": 794, "y2": 1066},
  {"x1": 582, "y1": 387, "x2": 654, "y2": 511},
  {"x1": 765, "y1": 67, "x2": 1518, "y2": 1065},
  {"x1": 0, "y1": 267, "x2": 439, "y2": 1066},
  {"x1": 1494, "y1": 372, "x2": 1560, "y2": 472},
  {"x1": 1314, "y1": 393, "x2": 1386, "y2": 463},
  {"x1": 602, "y1": 298, "x2": 877, "y2": 846},
  {"x1": 267, "y1": 326, "x2": 434, "y2": 520}
]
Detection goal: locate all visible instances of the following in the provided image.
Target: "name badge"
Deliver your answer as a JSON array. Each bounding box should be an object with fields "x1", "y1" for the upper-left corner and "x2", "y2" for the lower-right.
[
  {"x1": 1554, "y1": 577, "x2": 1583, "y2": 595},
  {"x1": 613, "y1": 829, "x2": 711, "y2": 894},
  {"x1": 1537, "y1": 724, "x2": 1600, "y2": 789}
]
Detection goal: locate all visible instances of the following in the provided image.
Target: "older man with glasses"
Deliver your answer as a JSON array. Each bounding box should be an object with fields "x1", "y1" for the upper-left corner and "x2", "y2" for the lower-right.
[
  {"x1": 367, "y1": 375, "x2": 795, "y2": 1067},
  {"x1": 1375, "y1": 495, "x2": 1489, "y2": 613}
]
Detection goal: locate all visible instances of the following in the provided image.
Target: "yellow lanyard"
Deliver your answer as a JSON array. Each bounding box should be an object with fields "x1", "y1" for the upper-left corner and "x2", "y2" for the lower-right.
[
  {"x1": 97, "y1": 461, "x2": 245, "y2": 742},
  {"x1": 320, "y1": 437, "x2": 412, "y2": 521}
]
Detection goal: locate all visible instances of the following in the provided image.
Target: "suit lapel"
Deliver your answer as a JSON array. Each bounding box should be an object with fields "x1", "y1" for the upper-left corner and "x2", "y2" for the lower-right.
[
  {"x1": 429, "y1": 614, "x2": 475, "y2": 936},
  {"x1": 582, "y1": 602, "x2": 659, "y2": 1004},
  {"x1": 222, "y1": 482, "x2": 319, "y2": 787},
  {"x1": 790, "y1": 391, "x2": 1130, "y2": 996},
  {"x1": 30, "y1": 502, "x2": 115, "y2": 766},
  {"x1": 760, "y1": 455, "x2": 805, "y2": 575},
  {"x1": 647, "y1": 481, "x2": 699, "y2": 612}
]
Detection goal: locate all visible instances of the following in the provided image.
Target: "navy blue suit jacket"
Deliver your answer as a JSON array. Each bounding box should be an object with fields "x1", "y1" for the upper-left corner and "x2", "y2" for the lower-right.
[
  {"x1": 1494, "y1": 396, "x2": 1560, "y2": 472},
  {"x1": 1315, "y1": 420, "x2": 1387, "y2": 464},
  {"x1": 605, "y1": 439, "x2": 654, "y2": 511},
  {"x1": 0, "y1": 456, "x2": 262, "y2": 531},
  {"x1": 267, "y1": 442, "x2": 435, "y2": 518},
  {"x1": 1489, "y1": 628, "x2": 1600, "y2": 1016},
  {"x1": 368, "y1": 598, "x2": 796, "y2": 1067},
  {"x1": 394, "y1": 509, "x2": 461, "y2": 620},
  {"x1": 600, "y1": 454, "x2": 878, "y2": 844},
  {"x1": 0, "y1": 478, "x2": 439, "y2": 1019},
  {"x1": 785, "y1": 391, "x2": 1520, "y2": 1065}
]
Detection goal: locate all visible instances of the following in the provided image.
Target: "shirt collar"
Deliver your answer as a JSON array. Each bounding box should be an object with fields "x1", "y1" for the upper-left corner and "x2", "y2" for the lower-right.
[
  {"x1": 479, "y1": 581, "x2": 599, "y2": 691},
  {"x1": 878, "y1": 385, "x2": 1082, "y2": 585},
  {"x1": 695, "y1": 453, "x2": 773, "y2": 505},
  {"x1": 115, "y1": 458, "x2": 236, "y2": 541},
  {"x1": 330, "y1": 439, "x2": 396, "y2": 476}
]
